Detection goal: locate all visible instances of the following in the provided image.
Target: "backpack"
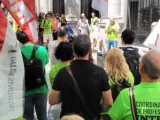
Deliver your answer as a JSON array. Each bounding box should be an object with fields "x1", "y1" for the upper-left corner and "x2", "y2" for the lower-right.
[
  {"x1": 22, "y1": 45, "x2": 46, "y2": 91},
  {"x1": 111, "y1": 80, "x2": 131, "y2": 101},
  {"x1": 120, "y1": 47, "x2": 141, "y2": 85}
]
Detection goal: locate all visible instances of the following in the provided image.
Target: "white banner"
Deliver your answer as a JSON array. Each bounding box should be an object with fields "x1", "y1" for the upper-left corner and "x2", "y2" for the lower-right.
[
  {"x1": 92, "y1": 0, "x2": 108, "y2": 18},
  {"x1": 144, "y1": 20, "x2": 160, "y2": 49},
  {"x1": 0, "y1": 7, "x2": 24, "y2": 120}
]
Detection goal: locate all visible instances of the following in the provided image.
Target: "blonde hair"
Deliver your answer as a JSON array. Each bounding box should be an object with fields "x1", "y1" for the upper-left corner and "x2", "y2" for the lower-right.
[
  {"x1": 61, "y1": 115, "x2": 84, "y2": 120},
  {"x1": 106, "y1": 48, "x2": 130, "y2": 83}
]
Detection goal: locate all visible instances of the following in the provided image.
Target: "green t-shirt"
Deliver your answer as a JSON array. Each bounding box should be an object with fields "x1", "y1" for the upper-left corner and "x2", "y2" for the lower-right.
[
  {"x1": 106, "y1": 23, "x2": 120, "y2": 41},
  {"x1": 41, "y1": 19, "x2": 53, "y2": 34},
  {"x1": 108, "y1": 82, "x2": 160, "y2": 120},
  {"x1": 109, "y1": 71, "x2": 134, "y2": 87},
  {"x1": 91, "y1": 17, "x2": 99, "y2": 31},
  {"x1": 50, "y1": 62, "x2": 68, "y2": 86},
  {"x1": 21, "y1": 45, "x2": 49, "y2": 96}
]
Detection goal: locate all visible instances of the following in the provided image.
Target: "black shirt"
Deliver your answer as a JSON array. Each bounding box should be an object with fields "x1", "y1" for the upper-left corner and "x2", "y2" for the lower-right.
[{"x1": 53, "y1": 60, "x2": 110, "y2": 119}]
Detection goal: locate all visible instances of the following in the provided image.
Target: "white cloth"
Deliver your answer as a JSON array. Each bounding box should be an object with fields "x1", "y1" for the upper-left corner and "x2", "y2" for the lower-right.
[
  {"x1": 48, "y1": 41, "x2": 60, "y2": 66},
  {"x1": 92, "y1": 24, "x2": 100, "y2": 40},
  {"x1": 48, "y1": 103, "x2": 62, "y2": 120},
  {"x1": 92, "y1": 0, "x2": 108, "y2": 18},
  {"x1": 144, "y1": 19, "x2": 160, "y2": 49},
  {"x1": 43, "y1": 34, "x2": 53, "y2": 43}
]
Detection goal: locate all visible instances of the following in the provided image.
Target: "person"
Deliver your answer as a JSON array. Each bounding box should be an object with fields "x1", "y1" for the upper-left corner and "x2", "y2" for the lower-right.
[
  {"x1": 37, "y1": 12, "x2": 45, "y2": 45},
  {"x1": 49, "y1": 35, "x2": 113, "y2": 120},
  {"x1": 48, "y1": 42, "x2": 74, "y2": 120},
  {"x1": 80, "y1": 18, "x2": 90, "y2": 35},
  {"x1": 61, "y1": 115, "x2": 84, "y2": 120},
  {"x1": 60, "y1": 14, "x2": 67, "y2": 26},
  {"x1": 120, "y1": 29, "x2": 146, "y2": 85},
  {"x1": 105, "y1": 17, "x2": 120, "y2": 51},
  {"x1": 16, "y1": 31, "x2": 49, "y2": 120},
  {"x1": 51, "y1": 13, "x2": 59, "y2": 40},
  {"x1": 48, "y1": 26, "x2": 68, "y2": 66},
  {"x1": 121, "y1": 29, "x2": 146, "y2": 57},
  {"x1": 41, "y1": 13, "x2": 54, "y2": 47},
  {"x1": 106, "y1": 48, "x2": 134, "y2": 101},
  {"x1": 66, "y1": 23, "x2": 73, "y2": 41},
  {"x1": 90, "y1": 12, "x2": 99, "y2": 32},
  {"x1": 76, "y1": 13, "x2": 88, "y2": 35},
  {"x1": 92, "y1": 19, "x2": 100, "y2": 51},
  {"x1": 107, "y1": 49, "x2": 160, "y2": 120}
]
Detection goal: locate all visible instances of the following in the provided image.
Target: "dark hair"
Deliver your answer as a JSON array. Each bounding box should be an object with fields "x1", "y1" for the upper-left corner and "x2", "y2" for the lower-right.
[
  {"x1": 16, "y1": 31, "x2": 29, "y2": 44},
  {"x1": 142, "y1": 54, "x2": 160, "y2": 79},
  {"x1": 57, "y1": 27, "x2": 67, "y2": 37},
  {"x1": 73, "y1": 35, "x2": 91, "y2": 57},
  {"x1": 55, "y1": 42, "x2": 74, "y2": 61},
  {"x1": 121, "y1": 29, "x2": 136, "y2": 44},
  {"x1": 45, "y1": 13, "x2": 50, "y2": 18}
]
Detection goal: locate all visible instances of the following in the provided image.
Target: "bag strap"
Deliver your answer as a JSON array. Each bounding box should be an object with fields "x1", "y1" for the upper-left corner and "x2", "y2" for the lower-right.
[
  {"x1": 30, "y1": 45, "x2": 39, "y2": 60},
  {"x1": 66, "y1": 66, "x2": 97, "y2": 120},
  {"x1": 21, "y1": 52, "x2": 27, "y2": 60},
  {"x1": 129, "y1": 87, "x2": 138, "y2": 120}
]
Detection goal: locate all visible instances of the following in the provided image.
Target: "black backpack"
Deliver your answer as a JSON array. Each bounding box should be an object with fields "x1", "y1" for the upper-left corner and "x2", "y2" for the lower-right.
[
  {"x1": 120, "y1": 47, "x2": 141, "y2": 85},
  {"x1": 111, "y1": 80, "x2": 131, "y2": 101},
  {"x1": 22, "y1": 45, "x2": 46, "y2": 91}
]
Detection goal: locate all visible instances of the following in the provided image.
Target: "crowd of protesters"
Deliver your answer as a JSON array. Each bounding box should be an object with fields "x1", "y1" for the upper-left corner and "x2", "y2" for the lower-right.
[{"x1": 12, "y1": 10, "x2": 160, "y2": 120}]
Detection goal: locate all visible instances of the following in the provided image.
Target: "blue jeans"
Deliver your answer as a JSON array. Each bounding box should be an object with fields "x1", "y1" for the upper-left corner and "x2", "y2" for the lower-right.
[
  {"x1": 106, "y1": 40, "x2": 118, "y2": 51},
  {"x1": 24, "y1": 94, "x2": 47, "y2": 120}
]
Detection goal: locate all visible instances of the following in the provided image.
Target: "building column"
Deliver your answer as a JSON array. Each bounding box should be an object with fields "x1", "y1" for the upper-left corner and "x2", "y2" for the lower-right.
[{"x1": 35, "y1": 0, "x2": 40, "y2": 14}]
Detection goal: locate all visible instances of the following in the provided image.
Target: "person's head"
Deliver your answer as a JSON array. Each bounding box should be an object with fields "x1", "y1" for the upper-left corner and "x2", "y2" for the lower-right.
[
  {"x1": 51, "y1": 13, "x2": 55, "y2": 18},
  {"x1": 61, "y1": 14, "x2": 65, "y2": 20},
  {"x1": 39, "y1": 12, "x2": 45, "y2": 19},
  {"x1": 81, "y1": 13, "x2": 86, "y2": 19},
  {"x1": 48, "y1": 11, "x2": 53, "y2": 16},
  {"x1": 106, "y1": 48, "x2": 130, "y2": 82},
  {"x1": 45, "y1": 14, "x2": 50, "y2": 19},
  {"x1": 61, "y1": 115, "x2": 84, "y2": 120},
  {"x1": 16, "y1": 31, "x2": 30, "y2": 44},
  {"x1": 73, "y1": 35, "x2": 91, "y2": 59},
  {"x1": 140, "y1": 50, "x2": 160, "y2": 81},
  {"x1": 121, "y1": 29, "x2": 136, "y2": 45},
  {"x1": 56, "y1": 17, "x2": 60, "y2": 21},
  {"x1": 109, "y1": 17, "x2": 116, "y2": 25},
  {"x1": 91, "y1": 12, "x2": 96, "y2": 18},
  {"x1": 55, "y1": 42, "x2": 74, "y2": 62},
  {"x1": 57, "y1": 26, "x2": 68, "y2": 41}
]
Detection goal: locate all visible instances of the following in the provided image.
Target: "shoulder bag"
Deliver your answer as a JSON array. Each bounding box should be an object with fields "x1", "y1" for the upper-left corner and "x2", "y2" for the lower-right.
[
  {"x1": 66, "y1": 66, "x2": 99, "y2": 120},
  {"x1": 129, "y1": 87, "x2": 138, "y2": 120}
]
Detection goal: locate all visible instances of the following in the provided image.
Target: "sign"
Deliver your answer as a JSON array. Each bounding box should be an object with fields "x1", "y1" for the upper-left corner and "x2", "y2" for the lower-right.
[
  {"x1": 1, "y1": 0, "x2": 38, "y2": 43},
  {"x1": 0, "y1": 7, "x2": 24, "y2": 120}
]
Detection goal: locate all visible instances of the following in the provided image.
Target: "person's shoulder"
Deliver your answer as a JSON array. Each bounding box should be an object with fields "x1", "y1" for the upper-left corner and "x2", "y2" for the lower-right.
[
  {"x1": 36, "y1": 45, "x2": 47, "y2": 54},
  {"x1": 56, "y1": 66, "x2": 68, "y2": 77},
  {"x1": 120, "y1": 88, "x2": 130, "y2": 97}
]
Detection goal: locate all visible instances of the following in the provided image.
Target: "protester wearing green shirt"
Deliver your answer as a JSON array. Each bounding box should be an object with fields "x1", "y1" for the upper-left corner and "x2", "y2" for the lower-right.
[
  {"x1": 50, "y1": 63, "x2": 67, "y2": 86},
  {"x1": 108, "y1": 50, "x2": 160, "y2": 120},
  {"x1": 48, "y1": 41, "x2": 74, "y2": 120},
  {"x1": 105, "y1": 17, "x2": 120, "y2": 51},
  {"x1": 41, "y1": 13, "x2": 54, "y2": 47},
  {"x1": 106, "y1": 48, "x2": 134, "y2": 101},
  {"x1": 90, "y1": 12, "x2": 99, "y2": 32},
  {"x1": 16, "y1": 31, "x2": 49, "y2": 120}
]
